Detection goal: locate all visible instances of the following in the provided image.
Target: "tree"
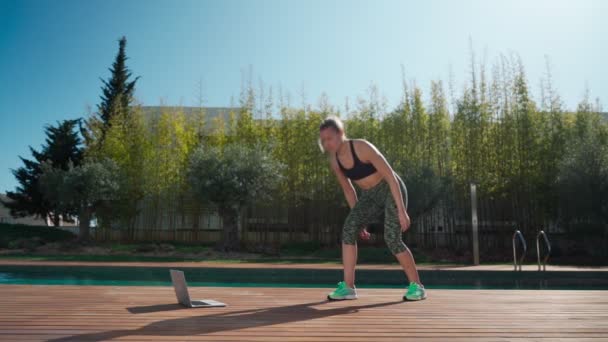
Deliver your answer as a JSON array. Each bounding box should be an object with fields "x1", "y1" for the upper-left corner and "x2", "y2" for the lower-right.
[
  {"x1": 79, "y1": 36, "x2": 144, "y2": 232},
  {"x1": 2, "y1": 119, "x2": 83, "y2": 226},
  {"x1": 188, "y1": 144, "x2": 284, "y2": 251},
  {"x1": 428, "y1": 80, "x2": 451, "y2": 177},
  {"x1": 39, "y1": 159, "x2": 120, "y2": 240},
  {"x1": 97, "y1": 104, "x2": 149, "y2": 232},
  {"x1": 97, "y1": 36, "x2": 139, "y2": 131},
  {"x1": 558, "y1": 128, "x2": 608, "y2": 232},
  {"x1": 143, "y1": 106, "x2": 198, "y2": 230},
  {"x1": 537, "y1": 56, "x2": 566, "y2": 219},
  {"x1": 145, "y1": 106, "x2": 197, "y2": 196},
  {"x1": 82, "y1": 35, "x2": 139, "y2": 151},
  {"x1": 558, "y1": 96, "x2": 608, "y2": 232}
]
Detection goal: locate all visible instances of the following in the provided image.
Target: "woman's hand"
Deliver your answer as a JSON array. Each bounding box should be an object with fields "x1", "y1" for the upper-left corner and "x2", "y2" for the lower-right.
[
  {"x1": 399, "y1": 211, "x2": 411, "y2": 232},
  {"x1": 359, "y1": 227, "x2": 371, "y2": 240}
]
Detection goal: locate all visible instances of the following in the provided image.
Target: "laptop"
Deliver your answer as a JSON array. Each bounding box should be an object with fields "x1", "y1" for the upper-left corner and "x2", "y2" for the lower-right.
[{"x1": 169, "y1": 269, "x2": 227, "y2": 308}]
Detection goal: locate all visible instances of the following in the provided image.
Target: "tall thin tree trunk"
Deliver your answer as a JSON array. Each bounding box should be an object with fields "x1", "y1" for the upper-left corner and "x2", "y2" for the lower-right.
[
  {"x1": 51, "y1": 212, "x2": 61, "y2": 227},
  {"x1": 79, "y1": 207, "x2": 92, "y2": 241},
  {"x1": 218, "y1": 205, "x2": 240, "y2": 251}
]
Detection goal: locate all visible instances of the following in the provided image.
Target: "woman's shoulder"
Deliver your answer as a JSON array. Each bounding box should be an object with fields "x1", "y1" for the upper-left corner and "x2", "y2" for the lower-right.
[
  {"x1": 351, "y1": 138, "x2": 371, "y2": 145},
  {"x1": 351, "y1": 138, "x2": 377, "y2": 150},
  {"x1": 351, "y1": 139, "x2": 380, "y2": 157}
]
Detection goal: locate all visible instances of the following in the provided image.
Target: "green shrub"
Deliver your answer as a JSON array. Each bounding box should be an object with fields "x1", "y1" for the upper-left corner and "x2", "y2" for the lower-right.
[
  {"x1": 0, "y1": 223, "x2": 76, "y2": 249},
  {"x1": 279, "y1": 241, "x2": 323, "y2": 256}
]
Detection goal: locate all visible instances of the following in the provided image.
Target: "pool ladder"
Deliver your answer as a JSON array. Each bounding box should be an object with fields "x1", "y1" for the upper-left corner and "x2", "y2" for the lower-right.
[
  {"x1": 536, "y1": 230, "x2": 551, "y2": 271},
  {"x1": 512, "y1": 229, "x2": 551, "y2": 272},
  {"x1": 512, "y1": 230, "x2": 527, "y2": 271}
]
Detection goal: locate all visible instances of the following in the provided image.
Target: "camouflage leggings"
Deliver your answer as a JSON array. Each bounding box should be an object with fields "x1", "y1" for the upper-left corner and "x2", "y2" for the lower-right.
[{"x1": 342, "y1": 174, "x2": 409, "y2": 255}]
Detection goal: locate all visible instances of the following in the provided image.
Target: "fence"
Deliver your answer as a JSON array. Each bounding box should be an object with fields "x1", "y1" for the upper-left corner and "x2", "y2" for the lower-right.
[{"x1": 90, "y1": 191, "x2": 607, "y2": 263}]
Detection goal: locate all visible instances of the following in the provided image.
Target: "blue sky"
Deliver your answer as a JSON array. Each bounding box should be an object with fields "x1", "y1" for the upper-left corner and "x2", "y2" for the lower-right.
[{"x1": 0, "y1": 0, "x2": 606, "y2": 192}]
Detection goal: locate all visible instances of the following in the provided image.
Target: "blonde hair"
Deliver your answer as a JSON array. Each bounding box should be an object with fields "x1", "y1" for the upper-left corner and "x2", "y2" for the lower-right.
[{"x1": 318, "y1": 116, "x2": 345, "y2": 152}]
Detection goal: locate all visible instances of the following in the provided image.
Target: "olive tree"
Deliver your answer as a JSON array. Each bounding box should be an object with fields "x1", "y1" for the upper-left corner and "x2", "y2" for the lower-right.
[
  {"x1": 39, "y1": 158, "x2": 121, "y2": 240},
  {"x1": 188, "y1": 143, "x2": 284, "y2": 251}
]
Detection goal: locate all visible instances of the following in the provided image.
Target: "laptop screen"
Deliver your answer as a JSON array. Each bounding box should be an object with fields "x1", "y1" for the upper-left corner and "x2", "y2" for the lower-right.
[{"x1": 170, "y1": 270, "x2": 191, "y2": 306}]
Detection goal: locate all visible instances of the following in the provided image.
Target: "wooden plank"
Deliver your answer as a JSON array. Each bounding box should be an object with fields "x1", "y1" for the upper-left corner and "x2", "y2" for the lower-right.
[{"x1": 0, "y1": 285, "x2": 606, "y2": 341}]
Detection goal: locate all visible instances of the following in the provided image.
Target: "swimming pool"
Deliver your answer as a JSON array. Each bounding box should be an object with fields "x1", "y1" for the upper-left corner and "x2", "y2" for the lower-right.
[{"x1": 1, "y1": 265, "x2": 607, "y2": 289}]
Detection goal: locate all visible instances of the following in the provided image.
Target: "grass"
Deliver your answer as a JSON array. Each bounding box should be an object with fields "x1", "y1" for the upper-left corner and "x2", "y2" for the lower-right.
[
  {"x1": 0, "y1": 254, "x2": 194, "y2": 262},
  {"x1": 0, "y1": 221, "x2": 445, "y2": 264},
  {"x1": 0, "y1": 243, "x2": 440, "y2": 265},
  {"x1": 0, "y1": 253, "x2": 457, "y2": 266},
  {"x1": 0, "y1": 222, "x2": 496, "y2": 266},
  {"x1": 106, "y1": 242, "x2": 215, "y2": 254},
  {"x1": 0, "y1": 223, "x2": 76, "y2": 248},
  {"x1": 0, "y1": 253, "x2": 337, "y2": 263}
]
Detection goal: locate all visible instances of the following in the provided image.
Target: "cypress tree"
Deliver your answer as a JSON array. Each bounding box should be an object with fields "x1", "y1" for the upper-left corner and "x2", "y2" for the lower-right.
[{"x1": 97, "y1": 36, "x2": 139, "y2": 132}]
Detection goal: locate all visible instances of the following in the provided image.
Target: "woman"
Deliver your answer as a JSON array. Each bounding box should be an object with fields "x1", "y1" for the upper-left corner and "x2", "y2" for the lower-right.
[{"x1": 318, "y1": 116, "x2": 426, "y2": 301}]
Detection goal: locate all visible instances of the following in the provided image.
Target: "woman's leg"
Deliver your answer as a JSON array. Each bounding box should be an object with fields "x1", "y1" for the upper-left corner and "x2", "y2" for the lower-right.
[
  {"x1": 342, "y1": 243, "x2": 357, "y2": 288},
  {"x1": 384, "y1": 177, "x2": 422, "y2": 285},
  {"x1": 393, "y1": 248, "x2": 421, "y2": 284},
  {"x1": 341, "y1": 195, "x2": 379, "y2": 288},
  {"x1": 384, "y1": 215, "x2": 421, "y2": 284}
]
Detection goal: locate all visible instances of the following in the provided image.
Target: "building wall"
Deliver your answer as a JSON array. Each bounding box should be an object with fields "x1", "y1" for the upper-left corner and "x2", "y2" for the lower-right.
[{"x1": 0, "y1": 193, "x2": 77, "y2": 227}]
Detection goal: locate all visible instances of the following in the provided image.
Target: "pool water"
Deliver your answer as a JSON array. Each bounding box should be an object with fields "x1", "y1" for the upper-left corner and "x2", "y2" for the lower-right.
[{"x1": 0, "y1": 265, "x2": 607, "y2": 289}]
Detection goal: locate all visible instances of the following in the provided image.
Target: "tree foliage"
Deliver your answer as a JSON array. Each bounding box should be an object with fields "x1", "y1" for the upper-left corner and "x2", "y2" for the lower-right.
[
  {"x1": 39, "y1": 158, "x2": 121, "y2": 239},
  {"x1": 188, "y1": 143, "x2": 284, "y2": 250},
  {"x1": 97, "y1": 36, "x2": 139, "y2": 132},
  {"x1": 3, "y1": 119, "x2": 83, "y2": 226}
]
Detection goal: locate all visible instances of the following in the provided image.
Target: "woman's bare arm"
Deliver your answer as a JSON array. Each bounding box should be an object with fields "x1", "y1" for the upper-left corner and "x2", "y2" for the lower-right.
[
  {"x1": 330, "y1": 155, "x2": 357, "y2": 209},
  {"x1": 355, "y1": 140, "x2": 408, "y2": 223}
]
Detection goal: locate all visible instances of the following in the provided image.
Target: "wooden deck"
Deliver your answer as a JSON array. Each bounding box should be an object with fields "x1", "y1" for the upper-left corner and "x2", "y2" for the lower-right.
[{"x1": 0, "y1": 285, "x2": 606, "y2": 341}]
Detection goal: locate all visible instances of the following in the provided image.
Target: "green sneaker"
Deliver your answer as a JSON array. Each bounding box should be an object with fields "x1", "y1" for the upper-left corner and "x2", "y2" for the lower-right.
[
  {"x1": 327, "y1": 281, "x2": 358, "y2": 300},
  {"x1": 403, "y1": 282, "x2": 426, "y2": 301}
]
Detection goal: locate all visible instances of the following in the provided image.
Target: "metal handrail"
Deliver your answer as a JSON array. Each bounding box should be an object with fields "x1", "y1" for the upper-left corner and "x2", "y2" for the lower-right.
[
  {"x1": 536, "y1": 230, "x2": 551, "y2": 271},
  {"x1": 512, "y1": 230, "x2": 527, "y2": 271}
]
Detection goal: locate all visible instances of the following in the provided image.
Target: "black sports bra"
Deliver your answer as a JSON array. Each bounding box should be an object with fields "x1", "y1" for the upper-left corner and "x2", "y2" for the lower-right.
[{"x1": 336, "y1": 140, "x2": 378, "y2": 180}]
